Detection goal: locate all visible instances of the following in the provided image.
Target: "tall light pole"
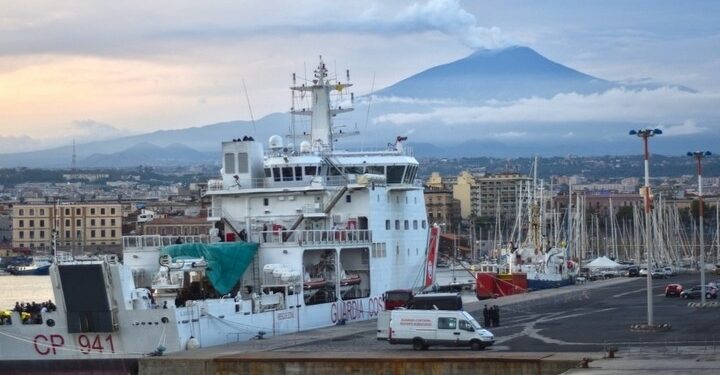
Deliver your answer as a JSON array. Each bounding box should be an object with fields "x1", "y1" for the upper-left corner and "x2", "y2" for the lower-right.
[
  {"x1": 688, "y1": 151, "x2": 712, "y2": 303},
  {"x1": 630, "y1": 128, "x2": 661, "y2": 325}
]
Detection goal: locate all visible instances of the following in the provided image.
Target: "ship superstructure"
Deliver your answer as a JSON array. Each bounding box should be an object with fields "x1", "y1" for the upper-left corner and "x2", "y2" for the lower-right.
[{"x1": 0, "y1": 58, "x2": 429, "y2": 361}]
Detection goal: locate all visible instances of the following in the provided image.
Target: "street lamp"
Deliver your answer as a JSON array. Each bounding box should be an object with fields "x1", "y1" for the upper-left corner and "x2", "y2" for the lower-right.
[
  {"x1": 687, "y1": 150, "x2": 712, "y2": 303},
  {"x1": 629, "y1": 128, "x2": 661, "y2": 326}
]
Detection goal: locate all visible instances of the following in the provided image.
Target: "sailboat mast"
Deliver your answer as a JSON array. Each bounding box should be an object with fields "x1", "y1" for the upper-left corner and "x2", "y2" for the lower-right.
[{"x1": 566, "y1": 183, "x2": 573, "y2": 258}]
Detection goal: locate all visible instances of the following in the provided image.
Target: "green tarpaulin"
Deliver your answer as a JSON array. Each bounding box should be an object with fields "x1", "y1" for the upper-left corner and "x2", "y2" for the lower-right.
[{"x1": 161, "y1": 241, "x2": 258, "y2": 295}]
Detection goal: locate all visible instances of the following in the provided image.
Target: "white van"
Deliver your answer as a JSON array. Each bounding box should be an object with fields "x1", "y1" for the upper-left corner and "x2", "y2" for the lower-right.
[
  {"x1": 377, "y1": 310, "x2": 391, "y2": 341},
  {"x1": 386, "y1": 309, "x2": 494, "y2": 350}
]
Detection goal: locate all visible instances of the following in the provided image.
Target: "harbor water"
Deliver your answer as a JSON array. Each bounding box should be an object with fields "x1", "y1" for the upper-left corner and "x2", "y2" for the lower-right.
[{"x1": 0, "y1": 275, "x2": 53, "y2": 310}]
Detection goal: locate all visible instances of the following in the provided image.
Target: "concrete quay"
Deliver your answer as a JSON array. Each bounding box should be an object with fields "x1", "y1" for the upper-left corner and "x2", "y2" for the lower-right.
[
  {"x1": 564, "y1": 353, "x2": 720, "y2": 375},
  {"x1": 140, "y1": 276, "x2": 720, "y2": 374},
  {"x1": 141, "y1": 351, "x2": 590, "y2": 375}
]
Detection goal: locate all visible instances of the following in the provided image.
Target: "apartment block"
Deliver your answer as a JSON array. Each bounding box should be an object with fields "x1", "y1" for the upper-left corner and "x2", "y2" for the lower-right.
[
  {"x1": 451, "y1": 171, "x2": 531, "y2": 220},
  {"x1": 12, "y1": 202, "x2": 122, "y2": 251}
]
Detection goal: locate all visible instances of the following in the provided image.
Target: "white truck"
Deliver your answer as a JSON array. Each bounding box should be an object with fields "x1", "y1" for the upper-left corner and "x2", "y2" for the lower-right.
[{"x1": 382, "y1": 309, "x2": 494, "y2": 350}]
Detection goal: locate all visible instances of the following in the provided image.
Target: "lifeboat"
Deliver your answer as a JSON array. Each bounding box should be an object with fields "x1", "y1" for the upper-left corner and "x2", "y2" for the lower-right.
[
  {"x1": 340, "y1": 273, "x2": 361, "y2": 286},
  {"x1": 303, "y1": 277, "x2": 328, "y2": 290}
]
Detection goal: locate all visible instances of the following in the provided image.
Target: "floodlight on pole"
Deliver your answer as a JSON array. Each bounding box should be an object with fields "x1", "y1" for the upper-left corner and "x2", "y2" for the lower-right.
[
  {"x1": 688, "y1": 150, "x2": 712, "y2": 303},
  {"x1": 630, "y1": 128, "x2": 661, "y2": 326}
]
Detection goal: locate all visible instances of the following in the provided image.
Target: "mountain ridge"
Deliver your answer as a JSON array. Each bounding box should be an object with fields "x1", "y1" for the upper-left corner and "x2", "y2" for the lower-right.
[{"x1": 0, "y1": 46, "x2": 700, "y2": 167}]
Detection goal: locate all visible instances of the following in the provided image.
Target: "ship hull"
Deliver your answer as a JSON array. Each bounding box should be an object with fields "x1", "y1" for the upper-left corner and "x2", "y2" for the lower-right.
[
  {"x1": 475, "y1": 272, "x2": 528, "y2": 299},
  {"x1": 0, "y1": 358, "x2": 138, "y2": 375},
  {"x1": 526, "y1": 275, "x2": 575, "y2": 291},
  {"x1": 9, "y1": 266, "x2": 50, "y2": 276}
]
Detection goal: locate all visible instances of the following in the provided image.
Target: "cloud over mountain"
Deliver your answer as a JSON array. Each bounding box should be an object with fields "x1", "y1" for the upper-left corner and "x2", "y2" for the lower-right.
[
  {"x1": 374, "y1": 87, "x2": 718, "y2": 129},
  {"x1": 67, "y1": 119, "x2": 132, "y2": 141}
]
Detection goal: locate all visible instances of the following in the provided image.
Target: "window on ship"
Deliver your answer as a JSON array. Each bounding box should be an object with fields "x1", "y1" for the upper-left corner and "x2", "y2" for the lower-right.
[
  {"x1": 272, "y1": 167, "x2": 281, "y2": 182},
  {"x1": 344, "y1": 166, "x2": 363, "y2": 175},
  {"x1": 328, "y1": 165, "x2": 343, "y2": 177},
  {"x1": 366, "y1": 165, "x2": 384, "y2": 175},
  {"x1": 304, "y1": 166, "x2": 317, "y2": 176},
  {"x1": 282, "y1": 167, "x2": 293, "y2": 182},
  {"x1": 404, "y1": 165, "x2": 417, "y2": 183},
  {"x1": 386, "y1": 165, "x2": 405, "y2": 184},
  {"x1": 339, "y1": 248, "x2": 371, "y2": 301}
]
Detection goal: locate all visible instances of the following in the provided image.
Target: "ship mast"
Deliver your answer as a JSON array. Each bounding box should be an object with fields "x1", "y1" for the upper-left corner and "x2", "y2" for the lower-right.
[{"x1": 290, "y1": 56, "x2": 354, "y2": 152}]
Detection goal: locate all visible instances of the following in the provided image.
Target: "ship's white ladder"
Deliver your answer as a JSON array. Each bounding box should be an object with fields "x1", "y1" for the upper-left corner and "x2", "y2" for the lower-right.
[
  {"x1": 286, "y1": 156, "x2": 348, "y2": 232},
  {"x1": 287, "y1": 184, "x2": 348, "y2": 232}
]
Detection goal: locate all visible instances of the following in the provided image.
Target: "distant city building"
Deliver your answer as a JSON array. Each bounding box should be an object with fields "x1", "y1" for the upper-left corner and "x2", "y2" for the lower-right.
[
  {"x1": 568, "y1": 175, "x2": 586, "y2": 185},
  {"x1": 62, "y1": 173, "x2": 110, "y2": 182},
  {"x1": 424, "y1": 189, "x2": 461, "y2": 233},
  {"x1": 0, "y1": 212, "x2": 11, "y2": 245},
  {"x1": 451, "y1": 171, "x2": 531, "y2": 220},
  {"x1": 553, "y1": 192, "x2": 641, "y2": 218},
  {"x1": 11, "y1": 202, "x2": 122, "y2": 252},
  {"x1": 572, "y1": 183, "x2": 634, "y2": 193},
  {"x1": 621, "y1": 177, "x2": 640, "y2": 188}
]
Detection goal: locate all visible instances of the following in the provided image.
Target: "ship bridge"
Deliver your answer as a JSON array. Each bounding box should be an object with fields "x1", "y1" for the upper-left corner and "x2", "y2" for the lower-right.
[{"x1": 206, "y1": 140, "x2": 421, "y2": 194}]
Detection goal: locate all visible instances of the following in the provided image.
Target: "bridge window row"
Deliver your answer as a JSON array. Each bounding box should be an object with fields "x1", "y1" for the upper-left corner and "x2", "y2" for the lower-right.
[{"x1": 262, "y1": 164, "x2": 419, "y2": 184}]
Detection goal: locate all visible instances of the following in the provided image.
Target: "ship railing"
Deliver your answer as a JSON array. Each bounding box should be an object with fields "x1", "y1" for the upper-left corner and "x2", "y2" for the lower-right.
[
  {"x1": 255, "y1": 229, "x2": 372, "y2": 247},
  {"x1": 123, "y1": 235, "x2": 210, "y2": 249},
  {"x1": 317, "y1": 146, "x2": 414, "y2": 156},
  {"x1": 207, "y1": 176, "x2": 351, "y2": 191},
  {"x1": 207, "y1": 175, "x2": 422, "y2": 193}
]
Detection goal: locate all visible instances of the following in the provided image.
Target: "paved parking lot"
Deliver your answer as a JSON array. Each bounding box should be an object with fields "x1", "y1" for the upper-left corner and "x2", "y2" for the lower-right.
[
  {"x1": 273, "y1": 273, "x2": 720, "y2": 354},
  {"x1": 480, "y1": 273, "x2": 720, "y2": 352}
]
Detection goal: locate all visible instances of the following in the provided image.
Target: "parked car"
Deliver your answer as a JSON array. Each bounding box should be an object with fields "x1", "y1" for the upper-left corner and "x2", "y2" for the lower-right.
[
  {"x1": 680, "y1": 285, "x2": 718, "y2": 299},
  {"x1": 639, "y1": 268, "x2": 648, "y2": 276},
  {"x1": 627, "y1": 266, "x2": 640, "y2": 277},
  {"x1": 651, "y1": 269, "x2": 666, "y2": 279},
  {"x1": 665, "y1": 283, "x2": 683, "y2": 297},
  {"x1": 663, "y1": 267, "x2": 675, "y2": 277}
]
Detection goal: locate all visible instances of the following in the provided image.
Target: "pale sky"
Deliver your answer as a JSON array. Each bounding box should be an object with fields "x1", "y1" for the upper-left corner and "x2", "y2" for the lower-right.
[{"x1": 0, "y1": 0, "x2": 718, "y2": 152}]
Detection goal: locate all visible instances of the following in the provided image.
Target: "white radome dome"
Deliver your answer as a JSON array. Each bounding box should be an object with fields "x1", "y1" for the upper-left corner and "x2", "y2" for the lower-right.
[{"x1": 269, "y1": 135, "x2": 283, "y2": 149}]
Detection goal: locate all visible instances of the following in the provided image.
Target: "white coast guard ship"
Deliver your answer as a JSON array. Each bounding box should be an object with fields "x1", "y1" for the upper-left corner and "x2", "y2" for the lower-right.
[{"x1": 0, "y1": 58, "x2": 433, "y2": 362}]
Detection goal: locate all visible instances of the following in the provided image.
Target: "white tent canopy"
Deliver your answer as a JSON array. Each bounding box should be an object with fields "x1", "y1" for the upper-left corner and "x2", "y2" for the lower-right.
[{"x1": 585, "y1": 256, "x2": 622, "y2": 269}]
